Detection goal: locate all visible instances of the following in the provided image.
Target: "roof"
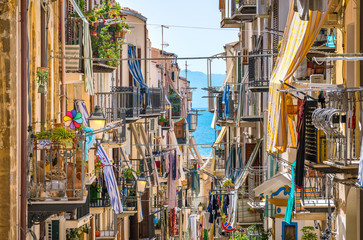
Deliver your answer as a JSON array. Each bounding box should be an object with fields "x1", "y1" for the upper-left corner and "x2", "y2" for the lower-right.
[
  {"x1": 254, "y1": 172, "x2": 292, "y2": 197},
  {"x1": 121, "y1": 7, "x2": 147, "y2": 22}
]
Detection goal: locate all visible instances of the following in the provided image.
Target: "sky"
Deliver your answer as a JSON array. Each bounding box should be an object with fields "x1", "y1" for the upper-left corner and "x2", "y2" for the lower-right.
[{"x1": 118, "y1": 0, "x2": 239, "y2": 74}]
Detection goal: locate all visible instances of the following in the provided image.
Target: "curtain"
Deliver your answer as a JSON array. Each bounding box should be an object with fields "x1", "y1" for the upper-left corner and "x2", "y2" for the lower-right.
[
  {"x1": 266, "y1": 0, "x2": 332, "y2": 153},
  {"x1": 128, "y1": 46, "x2": 150, "y2": 105}
]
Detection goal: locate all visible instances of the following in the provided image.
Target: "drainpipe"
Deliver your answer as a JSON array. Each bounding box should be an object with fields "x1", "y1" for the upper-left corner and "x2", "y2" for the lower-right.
[
  {"x1": 60, "y1": 0, "x2": 66, "y2": 119},
  {"x1": 20, "y1": 0, "x2": 27, "y2": 237},
  {"x1": 144, "y1": 22, "x2": 147, "y2": 85}
]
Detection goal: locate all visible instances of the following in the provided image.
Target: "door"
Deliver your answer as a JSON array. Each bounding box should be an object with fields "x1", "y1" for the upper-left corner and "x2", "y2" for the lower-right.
[{"x1": 282, "y1": 221, "x2": 297, "y2": 240}]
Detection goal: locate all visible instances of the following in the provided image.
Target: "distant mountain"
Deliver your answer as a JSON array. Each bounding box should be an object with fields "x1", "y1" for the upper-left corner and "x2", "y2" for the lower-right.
[{"x1": 179, "y1": 70, "x2": 226, "y2": 108}]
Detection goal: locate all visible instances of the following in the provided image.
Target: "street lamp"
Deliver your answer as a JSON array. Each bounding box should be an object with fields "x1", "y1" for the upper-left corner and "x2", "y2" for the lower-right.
[
  {"x1": 88, "y1": 106, "x2": 106, "y2": 140},
  {"x1": 137, "y1": 176, "x2": 148, "y2": 194}
]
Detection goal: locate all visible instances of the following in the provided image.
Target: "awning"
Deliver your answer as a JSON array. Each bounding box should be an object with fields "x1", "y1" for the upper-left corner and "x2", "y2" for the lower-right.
[
  {"x1": 254, "y1": 172, "x2": 292, "y2": 197},
  {"x1": 69, "y1": 0, "x2": 94, "y2": 95},
  {"x1": 128, "y1": 46, "x2": 150, "y2": 105},
  {"x1": 266, "y1": 0, "x2": 332, "y2": 153}
]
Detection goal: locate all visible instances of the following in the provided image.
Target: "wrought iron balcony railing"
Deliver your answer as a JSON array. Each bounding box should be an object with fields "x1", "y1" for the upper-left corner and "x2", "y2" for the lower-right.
[
  {"x1": 140, "y1": 87, "x2": 164, "y2": 116},
  {"x1": 248, "y1": 167, "x2": 267, "y2": 209},
  {"x1": 216, "y1": 90, "x2": 238, "y2": 123},
  {"x1": 248, "y1": 49, "x2": 275, "y2": 92},
  {"x1": 95, "y1": 86, "x2": 140, "y2": 121},
  {"x1": 27, "y1": 137, "x2": 86, "y2": 202},
  {"x1": 219, "y1": 0, "x2": 256, "y2": 28},
  {"x1": 94, "y1": 208, "x2": 118, "y2": 238}
]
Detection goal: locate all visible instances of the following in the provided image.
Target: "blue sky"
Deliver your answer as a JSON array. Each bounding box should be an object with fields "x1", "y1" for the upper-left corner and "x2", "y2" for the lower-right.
[{"x1": 118, "y1": 0, "x2": 239, "y2": 74}]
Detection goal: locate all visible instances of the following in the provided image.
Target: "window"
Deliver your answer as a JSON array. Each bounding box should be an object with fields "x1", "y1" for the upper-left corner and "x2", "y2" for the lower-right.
[
  {"x1": 150, "y1": 119, "x2": 155, "y2": 131},
  {"x1": 282, "y1": 221, "x2": 297, "y2": 240},
  {"x1": 171, "y1": 71, "x2": 175, "y2": 81}
]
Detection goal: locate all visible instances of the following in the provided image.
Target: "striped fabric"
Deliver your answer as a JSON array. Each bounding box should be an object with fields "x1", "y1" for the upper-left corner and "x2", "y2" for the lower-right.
[
  {"x1": 266, "y1": 0, "x2": 332, "y2": 153},
  {"x1": 96, "y1": 142, "x2": 123, "y2": 214},
  {"x1": 74, "y1": 100, "x2": 89, "y2": 125}
]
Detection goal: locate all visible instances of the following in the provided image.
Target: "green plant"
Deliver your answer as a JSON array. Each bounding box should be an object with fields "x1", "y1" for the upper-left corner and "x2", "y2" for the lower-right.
[
  {"x1": 123, "y1": 167, "x2": 134, "y2": 179},
  {"x1": 92, "y1": 25, "x2": 124, "y2": 66},
  {"x1": 159, "y1": 115, "x2": 168, "y2": 123},
  {"x1": 301, "y1": 226, "x2": 318, "y2": 240},
  {"x1": 36, "y1": 128, "x2": 76, "y2": 146},
  {"x1": 223, "y1": 179, "x2": 233, "y2": 188},
  {"x1": 37, "y1": 68, "x2": 48, "y2": 86}
]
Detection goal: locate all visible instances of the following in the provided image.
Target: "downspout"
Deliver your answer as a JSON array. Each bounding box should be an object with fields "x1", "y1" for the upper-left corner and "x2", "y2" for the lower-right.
[
  {"x1": 60, "y1": 0, "x2": 66, "y2": 119},
  {"x1": 20, "y1": 0, "x2": 27, "y2": 237},
  {"x1": 144, "y1": 21, "x2": 147, "y2": 85}
]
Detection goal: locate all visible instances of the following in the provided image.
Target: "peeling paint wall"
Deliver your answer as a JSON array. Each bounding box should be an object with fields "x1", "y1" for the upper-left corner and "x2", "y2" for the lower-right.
[{"x1": 0, "y1": 0, "x2": 19, "y2": 239}]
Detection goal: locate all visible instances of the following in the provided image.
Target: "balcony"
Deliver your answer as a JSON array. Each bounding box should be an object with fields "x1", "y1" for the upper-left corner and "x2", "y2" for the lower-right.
[
  {"x1": 297, "y1": 168, "x2": 335, "y2": 213},
  {"x1": 216, "y1": 90, "x2": 239, "y2": 126},
  {"x1": 140, "y1": 87, "x2": 164, "y2": 117},
  {"x1": 95, "y1": 87, "x2": 140, "y2": 122},
  {"x1": 187, "y1": 111, "x2": 198, "y2": 132},
  {"x1": 27, "y1": 134, "x2": 87, "y2": 227},
  {"x1": 240, "y1": 90, "x2": 264, "y2": 122},
  {"x1": 220, "y1": 0, "x2": 256, "y2": 28},
  {"x1": 94, "y1": 208, "x2": 118, "y2": 239},
  {"x1": 248, "y1": 167, "x2": 267, "y2": 210},
  {"x1": 248, "y1": 49, "x2": 275, "y2": 92},
  {"x1": 214, "y1": 147, "x2": 226, "y2": 178},
  {"x1": 237, "y1": 192, "x2": 263, "y2": 226}
]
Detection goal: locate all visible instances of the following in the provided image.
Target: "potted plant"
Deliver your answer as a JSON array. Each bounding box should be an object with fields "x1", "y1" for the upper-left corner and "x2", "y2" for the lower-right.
[
  {"x1": 51, "y1": 127, "x2": 76, "y2": 149},
  {"x1": 301, "y1": 226, "x2": 318, "y2": 240},
  {"x1": 158, "y1": 116, "x2": 168, "y2": 126},
  {"x1": 35, "y1": 131, "x2": 52, "y2": 150},
  {"x1": 37, "y1": 67, "x2": 48, "y2": 94}
]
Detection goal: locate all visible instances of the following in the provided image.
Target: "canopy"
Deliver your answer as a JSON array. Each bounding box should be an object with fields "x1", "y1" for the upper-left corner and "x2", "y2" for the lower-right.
[{"x1": 266, "y1": 0, "x2": 332, "y2": 153}]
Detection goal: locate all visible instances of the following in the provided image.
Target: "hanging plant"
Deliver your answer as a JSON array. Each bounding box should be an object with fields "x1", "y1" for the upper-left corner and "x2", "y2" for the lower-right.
[{"x1": 37, "y1": 67, "x2": 49, "y2": 94}]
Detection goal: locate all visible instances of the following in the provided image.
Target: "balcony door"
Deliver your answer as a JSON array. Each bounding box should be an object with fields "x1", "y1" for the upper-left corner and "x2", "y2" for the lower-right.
[{"x1": 282, "y1": 221, "x2": 297, "y2": 240}]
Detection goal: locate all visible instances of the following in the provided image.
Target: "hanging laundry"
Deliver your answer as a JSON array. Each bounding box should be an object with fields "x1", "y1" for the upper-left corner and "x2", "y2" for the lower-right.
[
  {"x1": 168, "y1": 151, "x2": 179, "y2": 209},
  {"x1": 191, "y1": 171, "x2": 200, "y2": 196},
  {"x1": 295, "y1": 99, "x2": 307, "y2": 188},
  {"x1": 189, "y1": 214, "x2": 198, "y2": 240},
  {"x1": 208, "y1": 194, "x2": 219, "y2": 223}
]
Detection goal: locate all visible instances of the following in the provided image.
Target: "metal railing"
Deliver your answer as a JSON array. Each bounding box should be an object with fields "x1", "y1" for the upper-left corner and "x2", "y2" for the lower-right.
[
  {"x1": 248, "y1": 167, "x2": 267, "y2": 208},
  {"x1": 141, "y1": 87, "x2": 164, "y2": 116},
  {"x1": 216, "y1": 91, "x2": 237, "y2": 122},
  {"x1": 94, "y1": 209, "x2": 118, "y2": 238},
  {"x1": 215, "y1": 147, "x2": 226, "y2": 171},
  {"x1": 248, "y1": 49, "x2": 275, "y2": 90},
  {"x1": 27, "y1": 137, "x2": 86, "y2": 202},
  {"x1": 95, "y1": 86, "x2": 140, "y2": 121},
  {"x1": 239, "y1": 0, "x2": 257, "y2": 8}
]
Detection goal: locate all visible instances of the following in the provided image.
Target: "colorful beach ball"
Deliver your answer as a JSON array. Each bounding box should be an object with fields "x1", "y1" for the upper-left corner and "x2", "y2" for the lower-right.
[{"x1": 64, "y1": 110, "x2": 83, "y2": 129}]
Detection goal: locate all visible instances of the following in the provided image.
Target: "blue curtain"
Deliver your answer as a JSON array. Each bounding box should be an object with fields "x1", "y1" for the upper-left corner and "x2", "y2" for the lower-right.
[{"x1": 128, "y1": 46, "x2": 150, "y2": 105}]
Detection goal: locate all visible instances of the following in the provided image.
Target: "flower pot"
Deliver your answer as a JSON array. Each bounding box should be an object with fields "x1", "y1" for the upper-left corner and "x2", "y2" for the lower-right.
[
  {"x1": 158, "y1": 122, "x2": 164, "y2": 126},
  {"x1": 38, "y1": 85, "x2": 46, "y2": 94},
  {"x1": 36, "y1": 139, "x2": 51, "y2": 150},
  {"x1": 115, "y1": 31, "x2": 126, "y2": 38}
]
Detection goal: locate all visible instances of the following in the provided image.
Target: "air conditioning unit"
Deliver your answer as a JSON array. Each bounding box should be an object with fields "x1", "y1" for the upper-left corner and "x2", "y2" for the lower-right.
[{"x1": 45, "y1": 216, "x2": 66, "y2": 240}]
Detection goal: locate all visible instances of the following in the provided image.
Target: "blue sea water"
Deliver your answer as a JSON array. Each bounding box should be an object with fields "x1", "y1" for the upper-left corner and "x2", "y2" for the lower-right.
[{"x1": 192, "y1": 108, "x2": 221, "y2": 156}]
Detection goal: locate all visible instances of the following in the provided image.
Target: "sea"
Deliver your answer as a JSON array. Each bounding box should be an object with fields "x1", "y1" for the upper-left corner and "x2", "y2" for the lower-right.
[{"x1": 191, "y1": 108, "x2": 221, "y2": 157}]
